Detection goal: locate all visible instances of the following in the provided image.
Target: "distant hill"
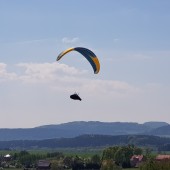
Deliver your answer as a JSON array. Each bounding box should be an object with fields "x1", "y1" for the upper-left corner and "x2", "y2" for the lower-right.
[
  {"x1": 38, "y1": 121, "x2": 151, "y2": 134},
  {"x1": 0, "y1": 134, "x2": 170, "y2": 150},
  {"x1": 149, "y1": 125, "x2": 170, "y2": 136},
  {"x1": 143, "y1": 121, "x2": 169, "y2": 129},
  {"x1": 0, "y1": 121, "x2": 169, "y2": 141}
]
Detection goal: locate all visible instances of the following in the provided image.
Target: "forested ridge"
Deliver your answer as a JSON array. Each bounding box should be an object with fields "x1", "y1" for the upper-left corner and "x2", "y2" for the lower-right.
[{"x1": 1, "y1": 134, "x2": 170, "y2": 150}]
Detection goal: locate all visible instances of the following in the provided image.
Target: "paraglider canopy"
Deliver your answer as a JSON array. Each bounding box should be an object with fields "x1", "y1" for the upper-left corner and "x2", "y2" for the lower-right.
[
  {"x1": 57, "y1": 47, "x2": 100, "y2": 74},
  {"x1": 70, "y1": 93, "x2": 82, "y2": 101}
]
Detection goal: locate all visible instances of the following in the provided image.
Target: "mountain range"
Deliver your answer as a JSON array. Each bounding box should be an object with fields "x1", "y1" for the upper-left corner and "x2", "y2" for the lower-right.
[{"x1": 0, "y1": 121, "x2": 169, "y2": 141}]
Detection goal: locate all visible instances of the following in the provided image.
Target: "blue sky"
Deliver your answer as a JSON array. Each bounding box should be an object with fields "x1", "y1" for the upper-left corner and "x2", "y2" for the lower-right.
[{"x1": 0, "y1": 1, "x2": 170, "y2": 128}]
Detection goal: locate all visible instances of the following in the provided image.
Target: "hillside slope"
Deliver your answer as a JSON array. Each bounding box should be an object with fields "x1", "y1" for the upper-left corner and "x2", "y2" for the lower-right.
[{"x1": 0, "y1": 134, "x2": 170, "y2": 149}]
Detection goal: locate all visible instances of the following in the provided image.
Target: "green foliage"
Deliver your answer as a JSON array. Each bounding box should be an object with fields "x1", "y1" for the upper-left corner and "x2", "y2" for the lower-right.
[
  {"x1": 91, "y1": 154, "x2": 101, "y2": 164},
  {"x1": 51, "y1": 160, "x2": 64, "y2": 170},
  {"x1": 63, "y1": 156, "x2": 73, "y2": 169},
  {"x1": 101, "y1": 160, "x2": 122, "y2": 170},
  {"x1": 102, "y1": 145, "x2": 143, "y2": 168},
  {"x1": 140, "y1": 158, "x2": 170, "y2": 170},
  {"x1": 46, "y1": 151, "x2": 64, "y2": 159},
  {"x1": 10, "y1": 150, "x2": 47, "y2": 168},
  {"x1": 55, "y1": 147, "x2": 103, "y2": 158},
  {"x1": 134, "y1": 147, "x2": 143, "y2": 155},
  {"x1": 72, "y1": 156, "x2": 85, "y2": 170},
  {"x1": 102, "y1": 146, "x2": 119, "y2": 160},
  {"x1": 145, "y1": 148, "x2": 152, "y2": 157},
  {"x1": 114, "y1": 146, "x2": 133, "y2": 168}
]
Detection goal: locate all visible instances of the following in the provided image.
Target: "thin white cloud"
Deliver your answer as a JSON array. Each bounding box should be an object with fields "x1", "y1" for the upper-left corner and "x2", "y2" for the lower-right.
[
  {"x1": 62, "y1": 37, "x2": 79, "y2": 44},
  {"x1": 78, "y1": 79, "x2": 140, "y2": 99},
  {"x1": 0, "y1": 62, "x2": 139, "y2": 98},
  {"x1": 0, "y1": 63, "x2": 17, "y2": 81},
  {"x1": 16, "y1": 62, "x2": 87, "y2": 84}
]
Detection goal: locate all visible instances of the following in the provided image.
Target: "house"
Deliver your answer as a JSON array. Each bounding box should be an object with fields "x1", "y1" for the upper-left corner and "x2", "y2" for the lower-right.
[
  {"x1": 36, "y1": 160, "x2": 51, "y2": 170},
  {"x1": 3, "y1": 154, "x2": 11, "y2": 161},
  {"x1": 130, "y1": 155, "x2": 145, "y2": 168},
  {"x1": 155, "y1": 155, "x2": 170, "y2": 161}
]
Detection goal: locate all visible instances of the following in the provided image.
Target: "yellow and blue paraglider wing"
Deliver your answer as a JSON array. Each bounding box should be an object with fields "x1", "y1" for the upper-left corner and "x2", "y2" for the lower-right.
[
  {"x1": 57, "y1": 47, "x2": 74, "y2": 61},
  {"x1": 74, "y1": 47, "x2": 100, "y2": 74},
  {"x1": 57, "y1": 47, "x2": 100, "y2": 74}
]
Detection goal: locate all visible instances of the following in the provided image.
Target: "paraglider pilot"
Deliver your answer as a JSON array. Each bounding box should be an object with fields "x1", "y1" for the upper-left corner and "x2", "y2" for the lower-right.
[{"x1": 70, "y1": 93, "x2": 82, "y2": 101}]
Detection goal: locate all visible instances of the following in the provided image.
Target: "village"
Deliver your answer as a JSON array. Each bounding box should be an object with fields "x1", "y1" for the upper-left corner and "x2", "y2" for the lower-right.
[{"x1": 0, "y1": 146, "x2": 170, "y2": 170}]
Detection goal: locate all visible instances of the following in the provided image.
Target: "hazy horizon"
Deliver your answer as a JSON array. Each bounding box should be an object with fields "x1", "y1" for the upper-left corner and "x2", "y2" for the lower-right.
[{"x1": 0, "y1": 120, "x2": 169, "y2": 129}]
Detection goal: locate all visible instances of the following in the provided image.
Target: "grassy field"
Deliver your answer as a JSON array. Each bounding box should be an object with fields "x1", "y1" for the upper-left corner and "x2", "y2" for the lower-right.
[
  {"x1": 0, "y1": 147, "x2": 104, "y2": 158},
  {"x1": 55, "y1": 147, "x2": 103, "y2": 157}
]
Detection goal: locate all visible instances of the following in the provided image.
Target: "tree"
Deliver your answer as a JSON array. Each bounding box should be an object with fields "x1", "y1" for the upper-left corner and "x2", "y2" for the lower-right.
[
  {"x1": 102, "y1": 146, "x2": 119, "y2": 160},
  {"x1": 101, "y1": 145, "x2": 143, "y2": 168},
  {"x1": 101, "y1": 160, "x2": 122, "y2": 170},
  {"x1": 51, "y1": 160, "x2": 64, "y2": 170},
  {"x1": 91, "y1": 154, "x2": 101, "y2": 165},
  {"x1": 134, "y1": 147, "x2": 143, "y2": 155},
  {"x1": 145, "y1": 147, "x2": 152, "y2": 159},
  {"x1": 72, "y1": 156, "x2": 84, "y2": 170},
  {"x1": 139, "y1": 158, "x2": 170, "y2": 170},
  {"x1": 114, "y1": 146, "x2": 133, "y2": 168},
  {"x1": 63, "y1": 156, "x2": 73, "y2": 169},
  {"x1": 84, "y1": 154, "x2": 101, "y2": 169}
]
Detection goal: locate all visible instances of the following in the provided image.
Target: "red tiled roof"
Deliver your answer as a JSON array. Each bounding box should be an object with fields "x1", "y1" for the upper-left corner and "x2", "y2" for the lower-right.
[{"x1": 156, "y1": 155, "x2": 170, "y2": 160}]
